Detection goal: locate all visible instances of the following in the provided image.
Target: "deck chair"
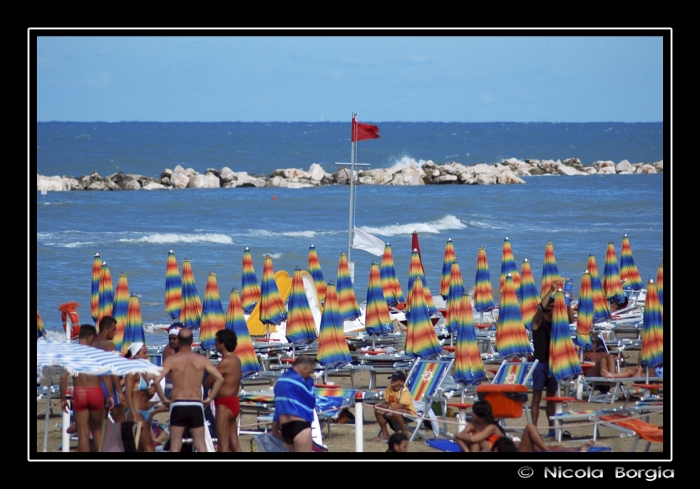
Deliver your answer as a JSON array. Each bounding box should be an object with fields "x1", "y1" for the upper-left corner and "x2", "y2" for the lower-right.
[
  {"x1": 592, "y1": 411, "x2": 663, "y2": 452},
  {"x1": 314, "y1": 387, "x2": 358, "y2": 438},
  {"x1": 100, "y1": 420, "x2": 142, "y2": 452},
  {"x1": 403, "y1": 358, "x2": 454, "y2": 442},
  {"x1": 476, "y1": 359, "x2": 538, "y2": 425}
]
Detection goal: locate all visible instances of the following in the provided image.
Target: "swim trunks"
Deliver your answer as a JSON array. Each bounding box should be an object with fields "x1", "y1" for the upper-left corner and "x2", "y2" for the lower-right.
[
  {"x1": 73, "y1": 386, "x2": 104, "y2": 411},
  {"x1": 170, "y1": 400, "x2": 205, "y2": 429},
  {"x1": 280, "y1": 420, "x2": 311, "y2": 445},
  {"x1": 214, "y1": 396, "x2": 240, "y2": 418}
]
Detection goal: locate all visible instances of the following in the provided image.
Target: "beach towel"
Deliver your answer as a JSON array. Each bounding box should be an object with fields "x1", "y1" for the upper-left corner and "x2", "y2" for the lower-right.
[{"x1": 425, "y1": 439, "x2": 461, "y2": 452}]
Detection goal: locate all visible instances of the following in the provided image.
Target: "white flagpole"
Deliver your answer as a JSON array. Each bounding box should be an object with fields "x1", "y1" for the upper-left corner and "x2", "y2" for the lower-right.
[{"x1": 348, "y1": 113, "x2": 356, "y2": 263}]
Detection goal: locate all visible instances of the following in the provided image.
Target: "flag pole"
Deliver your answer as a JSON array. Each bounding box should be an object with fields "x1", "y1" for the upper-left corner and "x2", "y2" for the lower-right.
[{"x1": 348, "y1": 113, "x2": 356, "y2": 263}]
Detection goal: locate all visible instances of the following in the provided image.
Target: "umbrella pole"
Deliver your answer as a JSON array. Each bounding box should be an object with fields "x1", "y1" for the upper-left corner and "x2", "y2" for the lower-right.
[
  {"x1": 292, "y1": 343, "x2": 296, "y2": 359},
  {"x1": 266, "y1": 324, "x2": 270, "y2": 340},
  {"x1": 372, "y1": 334, "x2": 376, "y2": 351}
]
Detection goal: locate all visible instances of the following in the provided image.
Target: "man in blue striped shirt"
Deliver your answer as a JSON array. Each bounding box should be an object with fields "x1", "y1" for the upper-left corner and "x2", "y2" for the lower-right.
[{"x1": 272, "y1": 355, "x2": 316, "y2": 452}]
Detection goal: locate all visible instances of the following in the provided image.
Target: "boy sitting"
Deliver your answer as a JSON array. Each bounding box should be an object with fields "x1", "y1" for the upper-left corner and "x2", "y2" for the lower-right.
[{"x1": 373, "y1": 371, "x2": 417, "y2": 442}]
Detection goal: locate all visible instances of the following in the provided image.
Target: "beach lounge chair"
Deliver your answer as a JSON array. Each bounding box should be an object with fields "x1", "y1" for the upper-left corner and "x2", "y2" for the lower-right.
[
  {"x1": 402, "y1": 358, "x2": 454, "y2": 442},
  {"x1": 100, "y1": 420, "x2": 142, "y2": 452},
  {"x1": 476, "y1": 359, "x2": 538, "y2": 425},
  {"x1": 591, "y1": 410, "x2": 663, "y2": 452},
  {"x1": 314, "y1": 386, "x2": 358, "y2": 438}
]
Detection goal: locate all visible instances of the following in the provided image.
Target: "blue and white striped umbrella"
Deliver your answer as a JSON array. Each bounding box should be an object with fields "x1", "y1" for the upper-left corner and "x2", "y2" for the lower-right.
[{"x1": 37, "y1": 341, "x2": 161, "y2": 377}]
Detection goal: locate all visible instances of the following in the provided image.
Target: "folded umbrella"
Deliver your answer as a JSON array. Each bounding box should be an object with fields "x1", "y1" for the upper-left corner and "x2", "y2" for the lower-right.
[
  {"x1": 241, "y1": 247, "x2": 261, "y2": 315},
  {"x1": 165, "y1": 250, "x2": 182, "y2": 322},
  {"x1": 200, "y1": 272, "x2": 226, "y2": 352},
  {"x1": 226, "y1": 288, "x2": 261, "y2": 378}
]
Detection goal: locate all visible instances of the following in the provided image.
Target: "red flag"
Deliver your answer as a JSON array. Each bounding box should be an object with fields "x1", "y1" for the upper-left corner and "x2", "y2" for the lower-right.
[{"x1": 351, "y1": 116, "x2": 380, "y2": 142}]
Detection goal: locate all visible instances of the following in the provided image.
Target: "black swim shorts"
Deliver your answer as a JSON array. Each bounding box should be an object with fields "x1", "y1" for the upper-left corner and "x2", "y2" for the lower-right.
[
  {"x1": 280, "y1": 420, "x2": 311, "y2": 444},
  {"x1": 169, "y1": 400, "x2": 205, "y2": 428}
]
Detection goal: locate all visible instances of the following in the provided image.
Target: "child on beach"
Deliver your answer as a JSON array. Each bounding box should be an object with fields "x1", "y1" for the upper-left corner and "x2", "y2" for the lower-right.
[
  {"x1": 386, "y1": 432, "x2": 409, "y2": 452},
  {"x1": 373, "y1": 371, "x2": 416, "y2": 442}
]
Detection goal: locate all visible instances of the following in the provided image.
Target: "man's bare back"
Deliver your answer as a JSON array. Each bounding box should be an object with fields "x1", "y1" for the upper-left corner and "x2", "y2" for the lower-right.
[
  {"x1": 215, "y1": 353, "x2": 242, "y2": 398},
  {"x1": 166, "y1": 351, "x2": 212, "y2": 401}
]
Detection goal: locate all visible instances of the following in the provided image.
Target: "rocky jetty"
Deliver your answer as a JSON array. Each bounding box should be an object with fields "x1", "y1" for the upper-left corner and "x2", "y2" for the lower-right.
[{"x1": 36, "y1": 158, "x2": 663, "y2": 191}]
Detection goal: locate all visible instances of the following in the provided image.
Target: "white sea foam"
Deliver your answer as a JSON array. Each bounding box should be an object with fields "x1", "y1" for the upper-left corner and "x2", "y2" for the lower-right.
[
  {"x1": 61, "y1": 241, "x2": 96, "y2": 248},
  {"x1": 267, "y1": 252, "x2": 283, "y2": 259},
  {"x1": 388, "y1": 155, "x2": 429, "y2": 168},
  {"x1": 118, "y1": 233, "x2": 234, "y2": 245},
  {"x1": 361, "y1": 215, "x2": 466, "y2": 237}
]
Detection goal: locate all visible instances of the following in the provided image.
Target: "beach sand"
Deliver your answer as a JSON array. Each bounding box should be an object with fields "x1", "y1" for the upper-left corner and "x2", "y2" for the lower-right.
[{"x1": 35, "y1": 350, "x2": 663, "y2": 456}]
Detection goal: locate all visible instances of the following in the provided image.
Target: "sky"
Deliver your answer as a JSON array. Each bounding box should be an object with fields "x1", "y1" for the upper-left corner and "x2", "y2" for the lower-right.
[{"x1": 34, "y1": 30, "x2": 666, "y2": 123}]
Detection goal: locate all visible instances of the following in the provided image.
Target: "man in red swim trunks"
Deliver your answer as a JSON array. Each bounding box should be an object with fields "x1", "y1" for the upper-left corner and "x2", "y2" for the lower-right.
[
  {"x1": 60, "y1": 324, "x2": 115, "y2": 452},
  {"x1": 204, "y1": 329, "x2": 242, "y2": 452}
]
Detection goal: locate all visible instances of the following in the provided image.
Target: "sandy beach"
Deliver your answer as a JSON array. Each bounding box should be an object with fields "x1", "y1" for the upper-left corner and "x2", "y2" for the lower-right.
[{"x1": 34, "y1": 348, "x2": 662, "y2": 457}]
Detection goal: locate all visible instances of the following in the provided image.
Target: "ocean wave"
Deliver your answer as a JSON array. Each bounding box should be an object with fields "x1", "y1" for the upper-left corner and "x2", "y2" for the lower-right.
[
  {"x1": 361, "y1": 215, "x2": 466, "y2": 237},
  {"x1": 117, "y1": 233, "x2": 234, "y2": 245},
  {"x1": 387, "y1": 155, "x2": 429, "y2": 168},
  {"x1": 245, "y1": 229, "x2": 341, "y2": 239}
]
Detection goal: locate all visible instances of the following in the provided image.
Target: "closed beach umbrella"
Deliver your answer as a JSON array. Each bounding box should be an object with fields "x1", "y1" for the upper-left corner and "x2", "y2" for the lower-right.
[
  {"x1": 317, "y1": 281, "x2": 352, "y2": 369},
  {"x1": 286, "y1": 267, "x2": 318, "y2": 348},
  {"x1": 259, "y1": 255, "x2": 287, "y2": 335},
  {"x1": 474, "y1": 247, "x2": 496, "y2": 314},
  {"x1": 411, "y1": 231, "x2": 424, "y2": 274},
  {"x1": 97, "y1": 262, "x2": 115, "y2": 327},
  {"x1": 406, "y1": 248, "x2": 437, "y2": 318},
  {"x1": 37, "y1": 310, "x2": 46, "y2": 339},
  {"x1": 404, "y1": 275, "x2": 442, "y2": 360},
  {"x1": 200, "y1": 272, "x2": 226, "y2": 352},
  {"x1": 520, "y1": 259, "x2": 540, "y2": 330},
  {"x1": 495, "y1": 274, "x2": 533, "y2": 360},
  {"x1": 241, "y1": 247, "x2": 261, "y2": 315},
  {"x1": 91, "y1": 253, "x2": 101, "y2": 323},
  {"x1": 165, "y1": 250, "x2": 182, "y2": 322},
  {"x1": 656, "y1": 260, "x2": 663, "y2": 318},
  {"x1": 122, "y1": 293, "x2": 146, "y2": 355},
  {"x1": 500, "y1": 237, "x2": 521, "y2": 299},
  {"x1": 453, "y1": 292, "x2": 486, "y2": 386},
  {"x1": 640, "y1": 279, "x2": 663, "y2": 370},
  {"x1": 548, "y1": 290, "x2": 582, "y2": 382},
  {"x1": 181, "y1": 258, "x2": 202, "y2": 330},
  {"x1": 603, "y1": 242, "x2": 625, "y2": 304},
  {"x1": 587, "y1": 253, "x2": 611, "y2": 323},
  {"x1": 574, "y1": 271, "x2": 594, "y2": 350},
  {"x1": 226, "y1": 288, "x2": 261, "y2": 378},
  {"x1": 440, "y1": 238, "x2": 457, "y2": 300},
  {"x1": 111, "y1": 272, "x2": 130, "y2": 354},
  {"x1": 540, "y1": 241, "x2": 561, "y2": 299},
  {"x1": 337, "y1": 252, "x2": 361, "y2": 321},
  {"x1": 364, "y1": 261, "x2": 393, "y2": 341},
  {"x1": 620, "y1": 234, "x2": 644, "y2": 291},
  {"x1": 380, "y1": 242, "x2": 404, "y2": 307},
  {"x1": 307, "y1": 244, "x2": 327, "y2": 303},
  {"x1": 445, "y1": 260, "x2": 465, "y2": 334}
]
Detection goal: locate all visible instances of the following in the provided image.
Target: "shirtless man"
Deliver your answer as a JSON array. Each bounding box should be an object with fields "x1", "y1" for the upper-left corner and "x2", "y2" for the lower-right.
[
  {"x1": 154, "y1": 328, "x2": 224, "y2": 452},
  {"x1": 60, "y1": 324, "x2": 114, "y2": 452},
  {"x1": 162, "y1": 323, "x2": 182, "y2": 399},
  {"x1": 93, "y1": 315, "x2": 126, "y2": 421},
  {"x1": 204, "y1": 329, "x2": 242, "y2": 452}
]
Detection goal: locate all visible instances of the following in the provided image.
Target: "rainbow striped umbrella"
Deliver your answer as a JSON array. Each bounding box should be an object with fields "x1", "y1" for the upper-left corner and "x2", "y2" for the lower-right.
[
  {"x1": 540, "y1": 241, "x2": 561, "y2": 299},
  {"x1": 181, "y1": 258, "x2": 202, "y2": 330},
  {"x1": 226, "y1": 288, "x2": 261, "y2": 378},
  {"x1": 122, "y1": 293, "x2": 147, "y2": 356},
  {"x1": 520, "y1": 259, "x2": 540, "y2": 330},
  {"x1": 620, "y1": 234, "x2": 644, "y2": 291},
  {"x1": 406, "y1": 248, "x2": 437, "y2": 318},
  {"x1": 640, "y1": 279, "x2": 663, "y2": 370},
  {"x1": 97, "y1": 262, "x2": 115, "y2": 327},
  {"x1": 308, "y1": 244, "x2": 327, "y2": 303},
  {"x1": 603, "y1": 242, "x2": 625, "y2": 304},
  {"x1": 574, "y1": 271, "x2": 594, "y2": 350},
  {"x1": 259, "y1": 255, "x2": 287, "y2": 332},
  {"x1": 165, "y1": 250, "x2": 182, "y2": 322},
  {"x1": 337, "y1": 252, "x2": 361, "y2": 321},
  {"x1": 445, "y1": 260, "x2": 465, "y2": 334},
  {"x1": 37, "y1": 310, "x2": 46, "y2": 339},
  {"x1": 656, "y1": 260, "x2": 664, "y2": 318},
  {"x1": 404, "y1": 275, "x2": 442, "y2": 359},
  {"x1": 440, "y1": 238, "x2": 457, "y2": 300},
  {"x1": 91, "y1": 253, "x2": 101, "y2": 323},
  {"x1": 500, "y1": 237, "x2": 521, "y2": 299},
  {"x1": 200, "y1": 272, "x2": 226, "y2": 352},
  {"x1": 365, "y1": 261, "x2": 393, "y2": 338},
  {"x1": 380, "y1": 242, "x2": 404, "y2": 306},
  {"x1": 549, "y1": 290, "x2": 582, "y2": 382},
  {"x1": 453, "y1": 292, "x2": 486, "y2": 386},
  {"x1": 316, "y1": 281, "x2": 352, "y2": 369},
  {"x1": 587, "y1": 253, "x2": 611, "y2": 323},
  {"x1": 286, "y1": 267, "x2": 318, "y2": 347},
  {"x1": 241, "y1": 247, "x2": 261, "y2": 315},
  {"x1": 111, "y1": 272, "x2": 130, "y2": 354},
  {"x1": 474, "y1": 247, "x2": 496, "y2": 313},
  {"x1": 495, "y1": 274, "x2": 533, "y2": 359}
]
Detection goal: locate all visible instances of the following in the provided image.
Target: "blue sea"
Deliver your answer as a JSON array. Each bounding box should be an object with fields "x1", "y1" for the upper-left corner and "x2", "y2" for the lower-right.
[{"x1": 34, "y1": 122, "x2": 667, "y2": 345}]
